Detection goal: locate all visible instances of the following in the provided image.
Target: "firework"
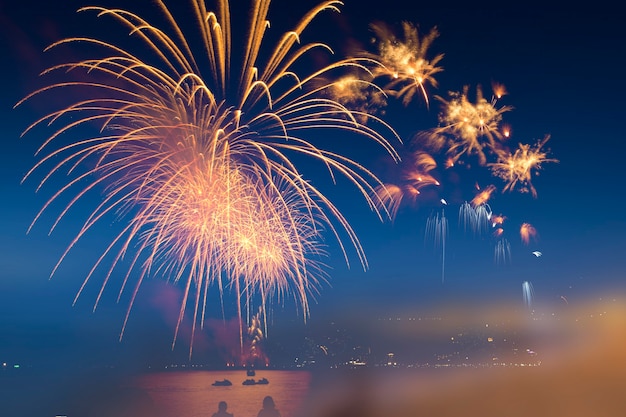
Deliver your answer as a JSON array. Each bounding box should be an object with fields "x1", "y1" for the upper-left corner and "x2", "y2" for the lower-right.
[
  {"x1": 470, "y1": 184, "x2": 496, "y2": 207},
  {"x1": 490, "y1": 213, "x2": 506, "y2": 228},
  {"x1": 494, "y1": 238, "x2": 511, "y2": 265},
  {"x1": 373, "y1": 151, "x2": 439, "y2": 220},
  {"x1": 425, "y1": 208, "x2": 448, "y2": 283},
  {"x1": 326, "y1": 74, "x2": 388, "y2": 123},
  {"x1": 489, "y1": 135, "x2": 558, "y2": 197},
  {"x1": 424, "y1": 84, "x2": 512, "y2": 166},
  {"x1": 18, "y1": 0, "x2": 401, "y2": 357},
  {"x1": 458, "y1": 201, "x2": 491, "y2": 237},
  {"x1": 522, "y1": 281, "x2": 534, "y2": 309},
  {"x1": 520, "y1": 222, "x2": 538, "y2": 245},
  {"x1": 242, "y1": 306, "x2": 268, "y2": 368},
  {"x1": 368, "y1": 22, "x2": 443, "y2": 107}
]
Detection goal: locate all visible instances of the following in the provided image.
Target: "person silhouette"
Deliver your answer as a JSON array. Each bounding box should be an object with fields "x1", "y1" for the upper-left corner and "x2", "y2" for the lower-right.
[
  {"x1": 256, "y1": 396, "x2": 281, "y2": 417},
  {"x1": 212, "y1": 400, "x2": 234, "y2": 417}
]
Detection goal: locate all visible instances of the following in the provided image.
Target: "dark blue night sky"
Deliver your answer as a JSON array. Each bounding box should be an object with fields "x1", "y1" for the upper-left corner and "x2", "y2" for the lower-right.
[{"x1": 1, "y1": 0, "x2": 625, "y2": 367}]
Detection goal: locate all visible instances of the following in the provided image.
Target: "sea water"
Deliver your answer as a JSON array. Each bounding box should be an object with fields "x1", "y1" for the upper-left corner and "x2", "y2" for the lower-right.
[
  {"x1": 131, "y1": 369, "x2": 311, "y2": 417},
  {"x1": 0, "y1": 368, "x2": 311, "y2": 417}
]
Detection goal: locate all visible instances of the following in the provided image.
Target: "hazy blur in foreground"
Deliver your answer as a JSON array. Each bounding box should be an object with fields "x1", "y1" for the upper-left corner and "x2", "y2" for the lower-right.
[
  {"x1": 298, "y1": 294, "x2": 626, "y2": 417},
  {"x1": 4, "y1": 295, "x2": 626, "y2": 417}
]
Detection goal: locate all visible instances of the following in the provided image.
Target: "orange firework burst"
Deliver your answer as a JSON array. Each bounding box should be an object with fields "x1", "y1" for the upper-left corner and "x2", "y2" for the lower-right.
[
  {"x1": 490, "y1": 214, "x2": 506, "y2": 227},
  {"x1": 489, "y1": 135, "x2": 558, "y2": 197},
  {"x1": 491, "y1": 82, "x2": 508, "y2": 99},
  {"x1": 373, "y1": 151, "x2": 439, "y2": 220},
  {"x1": 470, "y1": 184, "x2": 496, "y2": 207},
  {"x1": 18, "y1": 0, "x2": 401, "y2": 357},
  {"x1": 520, "y1": 222, "x2": 538, "y2": 245},
  {"x1": 326, "y1": 74, "x2": 388, "y2": 123},
  {"x1": 368, "y1": 21, "x2": 444, "y2": 107},
  {"x1": 427, "y1": 84, "x2": 512, "y2": 166}
]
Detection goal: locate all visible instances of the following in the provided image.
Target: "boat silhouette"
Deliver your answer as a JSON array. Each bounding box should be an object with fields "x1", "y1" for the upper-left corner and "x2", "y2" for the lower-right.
[
  {"x1": 242, "y1": 377, "x2": 269, "y2": 385},
  {"x1": 212, "y1": 379, "x2": 232, "y2": 386}
]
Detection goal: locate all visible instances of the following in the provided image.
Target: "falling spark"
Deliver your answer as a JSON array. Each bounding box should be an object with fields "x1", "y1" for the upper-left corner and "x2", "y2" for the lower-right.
[
  {"x1": 520, "y1": 223, "x2": 538, "y2": 245},
  {"x1": 490, "y1": 214, "x2": 506, "y2": 227},
  {"x1": 374, "y1": 151, "x2": 439, "y2": 220},
  {"x1": 326, "y1": 74, "x2": 388, "y2": 123},
  {"x1": 494, "y1": 238, "x2": 511, "y2": 265},
  {"x1": 501, "y1": 124, "x2": 512, "y2": 139},
  {"x1": 522, "y1": 281, "x2": 534, "y2": 309},
  {"x1": 459, "y1": 201, "x2": 491, "y2": 237},
  {"x1": 471, "y1": 184, "x2": 496, "y2": 207},
  {"x1": 425, "y1": 209, "x2": 448, "y2": 283},
  {"x1": 491, "y1": 82, "x2": 507, "y2": 99},
  {"x1": 242, "y1": 306, "x2": 268, "y2": 368}
]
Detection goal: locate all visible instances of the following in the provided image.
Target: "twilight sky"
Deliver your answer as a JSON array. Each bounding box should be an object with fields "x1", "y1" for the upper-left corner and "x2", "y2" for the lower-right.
[{"x1": 1, "y1": 0, "x2": 625, "y2": 366}]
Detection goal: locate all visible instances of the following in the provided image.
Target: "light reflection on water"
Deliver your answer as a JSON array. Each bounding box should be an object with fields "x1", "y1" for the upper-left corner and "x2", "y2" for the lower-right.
[{"x1": 131, "y1": 370, "x2": 311, "y2": 417}]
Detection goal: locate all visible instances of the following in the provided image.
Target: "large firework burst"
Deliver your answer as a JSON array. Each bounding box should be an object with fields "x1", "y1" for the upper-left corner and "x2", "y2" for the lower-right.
[{"x1": 17, "y1": 0, "x2": 401, "y2": 357}]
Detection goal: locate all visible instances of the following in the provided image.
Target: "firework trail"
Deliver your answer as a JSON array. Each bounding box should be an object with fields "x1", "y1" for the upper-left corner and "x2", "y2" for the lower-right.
[
  {"x1": 520, "y1": 222, "x2": 538, "y2": 245},
  {"x1": 326, "y1": 74, "x2": 388, "y2": 123},
  {"x1": 458, "y1": 201, "x2": 491, "y2": 237},
  {"x1": 470, "y1": 184, "x2": 496, "y2": 207},
  {"x1": 425, "y1": 208, "x2": 448, "y2": 283},
  {"x1": 522, "y1": 281, "x2": 534, "y2": 309},
  {"x1": 242, "y1": 306, "x2": 268, "y2": 368},
  {"x1": 373, "y1": 151, "x2": 440, "y2": 220},
  {"x1": 494, "y1": 238, "x2": 511, "y2": 265},
  {"x1": 17, "y1": 0, "x2": 402, "y2": 357}
]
